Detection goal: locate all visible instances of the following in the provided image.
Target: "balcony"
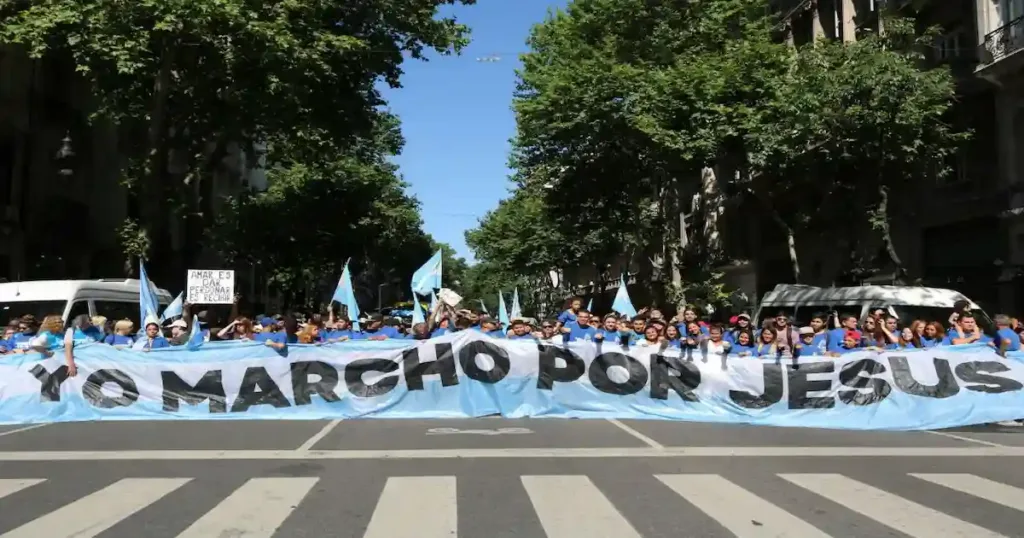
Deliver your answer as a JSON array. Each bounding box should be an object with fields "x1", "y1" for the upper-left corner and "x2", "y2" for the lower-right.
[{"x1": 978, "y1": 15, "x2": 1024, "y2": 80}]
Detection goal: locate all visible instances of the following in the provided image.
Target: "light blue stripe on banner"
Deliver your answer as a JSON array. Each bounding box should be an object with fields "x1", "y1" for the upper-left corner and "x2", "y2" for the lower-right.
[{"x1": 1, "y1": 333, "x2": 1023, "y2": 429}]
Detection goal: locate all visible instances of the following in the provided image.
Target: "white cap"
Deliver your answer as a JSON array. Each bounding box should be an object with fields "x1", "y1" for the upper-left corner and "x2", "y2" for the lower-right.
[{"x1": 169, "y1": 319, "x2": 187, "y2": 329}]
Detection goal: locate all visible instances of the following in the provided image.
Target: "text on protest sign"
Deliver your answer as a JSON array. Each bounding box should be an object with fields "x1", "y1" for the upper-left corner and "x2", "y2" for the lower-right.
[
  {"x1": 3, "y1": 334, "x2": 1024, "y2": 429},
  {"x1": 186, "y1": 269, "x2": 235, "y2": 304}
]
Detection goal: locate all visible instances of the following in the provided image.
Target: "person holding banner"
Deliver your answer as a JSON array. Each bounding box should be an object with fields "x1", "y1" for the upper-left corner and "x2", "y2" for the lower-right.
[{"x1": 562, "y1": 310, "x2": 597, "y2": 341}]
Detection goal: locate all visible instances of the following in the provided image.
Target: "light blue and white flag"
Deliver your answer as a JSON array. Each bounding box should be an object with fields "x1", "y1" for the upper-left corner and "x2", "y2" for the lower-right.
[
  {"x1": 429, "y1": 290, "x2": 438, "y2": 312},
  {"x1": 478, "y1": 299, "x2": 489, "y2": 315},
  {"x1": 586, "y1": 298, "x2": 593, "y2": 312},
  {"x1": 162, "y1": 292, "x2": 183, "y2": 320},
  {"x1": 612, "y1": 275, "x2": 638, "y2": 318},
  {"x1": 139, "y1": 261, "x2": 161, "y2": 325},
  {"x1": 498, "y1": 291, "x2": 510, "y2": 327},
  {"x1": 411, "y1": 291, "x2": 425, "y2": 325},
  {"x1": 511, "y1": 288, "x2": 522, "y2": 319},
  {"x1": 331, "y1": 259, "x2": 361, "y2": 331},
  {"x1": 411, "y1": 250, "x2": 443, "y2": 296},
  {"x1": 186, "y1": 315, "x2": 204, "y2": 350}
]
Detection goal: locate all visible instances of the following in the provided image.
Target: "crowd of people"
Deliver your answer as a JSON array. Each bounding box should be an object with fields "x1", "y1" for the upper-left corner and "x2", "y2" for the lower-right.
[{"x1": 0, "y1": 295, "x2": 1018, "y2": 377}]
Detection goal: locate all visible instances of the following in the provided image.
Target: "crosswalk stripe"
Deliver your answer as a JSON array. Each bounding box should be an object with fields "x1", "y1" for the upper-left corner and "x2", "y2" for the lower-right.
[
  {"x1": 174, "y1": 477, "x2": 318, "y2": 538},
  {"x1": 780, "y1": 473, "x2": 1006, "y2": 538},
  {"x1": 0, "y1": 479, "x2": 43, "y2": 500},
  {"x1": 656, "y1": 474, "x2": 831, "y2": 537},
  {"x1": 521, "y1": 475, "x2": 641, "y2": 538},
  {"x1": 0, "y1": 478, "x2": 189, "y2": 538},
  {"x1": 911, "y1": 473, "x2": 1024, "y2": 512},
  {"x1": 363, "y1": 476, "x2": 457, "y2": 538}
]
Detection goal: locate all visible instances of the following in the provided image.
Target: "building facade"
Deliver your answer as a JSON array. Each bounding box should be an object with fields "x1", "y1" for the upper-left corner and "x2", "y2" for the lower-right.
[{"x1": 0, "y1": 46, "x2": 264, "y2": 291}]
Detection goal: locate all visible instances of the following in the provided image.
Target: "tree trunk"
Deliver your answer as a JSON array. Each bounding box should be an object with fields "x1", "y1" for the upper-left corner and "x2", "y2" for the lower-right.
[
  {"x1": 768, "y1": 207, "x2": 801, "y2": 283},
  {"x1": 875, "y1": 185, "x2": 907, "y2": 279},
  {"x1": 700, "y1": 166, "x2": 724, "y2": 259}
]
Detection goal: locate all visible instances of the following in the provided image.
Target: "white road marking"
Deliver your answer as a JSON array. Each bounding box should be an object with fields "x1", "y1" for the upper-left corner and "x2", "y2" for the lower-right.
[
  {"x1": 0, "y1": 479, "x2": 44, "y2": 499},
  {"x1": 522, "y1": 475, "x2": 641, "y2": 538},
  {"x1": 0, "y1": 446, "x2": 1019, "y2": 461},
  {"x1": 175, "y1": 477, "x2": 318, "y2": 538},
  {"x1": 781, "y1": 473, "x2": 1005, "y2": 538},
  {"x1": 911, "y1": 473, "x2": 1024, "y2": 512},
  {"x1": 296, "y1": 419, "x2": 342, "y2": 451},
  {"x1": 426, "y1": 427, "x2": 533, "y2": 435},
  {"x1": 0, "y1": 478, "x2": 189, "y2": 538},
  {"x1": 363, "y1": 476, "x2": 457, "y2": 538},
  {"x1": 657, "y1": 474, "x2": 831, "y2": 537},
  {"x1": 605, "y1": 419, "x2": 665, "y2": 449},
  {"x1": 924, "y1": 430, "x2": 1005, "y2": 447},
  {"x1": 0, "y1": 424, "x2": 48, "y2": 438}
]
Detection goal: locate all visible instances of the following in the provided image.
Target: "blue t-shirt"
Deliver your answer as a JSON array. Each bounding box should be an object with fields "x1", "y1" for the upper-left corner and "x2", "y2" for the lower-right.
[
  {"x1": 565, "y1": 322, "x2": 597, "y2": 342},
  {"x1": 732, "y1": 344, "x2": 756, "y2": 356},
  {"x1": 9, "y1": 332, "x2": 36, "y2": 351},
  {"x1": 997, "y1": 328, "x2": 1021, "y2": 352},
  {"x1": 942, "y1": 331, "x2": 993, "y2": 346},
  {"x1": 34, "y1": 331, "x2": 63, "y2": 350},
  {"x1": 754, "y1": 343, "x2": 777, "y2": 357},
  {"x1": 826, "y1": 327, "x2": 855, "y2": 353},
  {"x1": 140, "y1": 336, "x2": 170, "y2": 350},
  {"x1": 104, "y1": 334, "x2": 135, "y2": 347},
  {"x1": 430, "y1": 327, "x2": 450, "y2": 338},
  {"x1": 920, "y1": 337, "x2": 939, "y2": 348},
  {"x1": 507, "y1": 333, "x2": 534, "y2": 340},
  {"x1": 557, "y1": 310, "x2": 577, "y2": 325}
]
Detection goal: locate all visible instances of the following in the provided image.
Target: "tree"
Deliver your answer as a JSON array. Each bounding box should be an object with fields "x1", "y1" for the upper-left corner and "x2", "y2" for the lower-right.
[
  {"x1": 0, "y1": 0, "x2": 475, "y2": 282},
  {"x1": 499, "y1": 0, "x2": 962, "y2": 309},
  {"x1": 210, "y1": 143, "x2": 434, "y2": 310}
]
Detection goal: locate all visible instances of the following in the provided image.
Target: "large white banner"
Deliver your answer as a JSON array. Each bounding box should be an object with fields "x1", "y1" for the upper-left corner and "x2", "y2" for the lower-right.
[{"x1": 0, "y1": 332, "x2": 1021, "y2": 429}]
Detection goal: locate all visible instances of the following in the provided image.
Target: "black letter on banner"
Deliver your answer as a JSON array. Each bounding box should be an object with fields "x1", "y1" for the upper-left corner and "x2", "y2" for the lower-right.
[
  {"x1": 29, "y1": 364, "x2": 69, "y2": 402},
  {"x1": 955, "y1": 361, "x2": 1024, "y2": 394},
  {"x1": 230, "y1": 366, "x2": 290, "y2": 412},
  {"x1": 161, "y1": 370, "x2": 227, "y2": 413},
  {"x1": 888, "y1": 356, "x2": 959, "y2": 399},
  {"x1": 787, "y1": 361, "x2": 835, "y2": 409},
  {"x1": 458, "y1": 341, "x2": 510, "y2": 384},
  {"x1": 589, "y1": 352, "x2": 648, "y2": 396},
  {"x1": 404, "y1": 344, "x2": 459, "y2": 390},
  {"x1": 291, "y1": 361, "x2": 341, "y2": 405},
  {"x1": 837, "y1": 359, "x2": 891, "y2": 406},
  {"x1": 650, "y1": 354, "x2": 700, "y2": 401},
  {"x1": 82, "y1": 369, "x2": 139, "y2": 409},
  {"x1": 536, "y1": 345, "x2": 585, "y2": 390},
  {"x1": 345, "y1": 359, "x2": 400, "y2": 398},
  {"x1": 729, "y1": 364, "x2": 783, "y2": 408}
]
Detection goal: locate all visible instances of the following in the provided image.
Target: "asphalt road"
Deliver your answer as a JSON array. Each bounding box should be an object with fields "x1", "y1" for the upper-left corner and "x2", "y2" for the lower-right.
[{"x1": 1, "y1": 418, "x2": 1024, "y2": 537}]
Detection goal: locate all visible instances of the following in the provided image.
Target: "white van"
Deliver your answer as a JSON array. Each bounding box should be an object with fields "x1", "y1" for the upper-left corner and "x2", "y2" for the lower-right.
[
  {"x1": 754, "y1": 284, "x2": 991, "y2": 329},
  {"x1": 0, "y1": 279, "x2": 173, "y2": 326}
]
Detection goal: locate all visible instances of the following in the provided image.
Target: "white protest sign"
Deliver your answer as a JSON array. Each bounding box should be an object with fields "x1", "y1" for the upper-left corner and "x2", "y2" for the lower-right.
[{"x1": 186, "y1": 269, "x2": 235, "y2": 304}]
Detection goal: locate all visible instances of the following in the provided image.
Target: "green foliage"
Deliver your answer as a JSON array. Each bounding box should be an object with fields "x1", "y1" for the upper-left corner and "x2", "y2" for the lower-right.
[
  {"x1": 0, "y1": 0, "x2": 475, "y2": 279},
  {"x1": 210, "y1": 154, "x2": 433, "y2": 308},
  {"x1": 467, "y1": 0, "x2": 963, "y2": 308},
  {"x1": 116, "y1": 219, "x2": 150, "y2": 272}
]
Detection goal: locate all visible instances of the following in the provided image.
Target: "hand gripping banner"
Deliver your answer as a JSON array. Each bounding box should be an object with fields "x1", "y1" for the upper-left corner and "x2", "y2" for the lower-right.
[{"x1": 1, "y1": 331, "x2": 1023, "y2": 430}]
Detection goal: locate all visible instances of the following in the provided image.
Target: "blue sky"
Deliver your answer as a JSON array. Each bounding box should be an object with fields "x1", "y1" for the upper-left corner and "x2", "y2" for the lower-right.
[{"x1": 381, "y1": 0, "x2": 566, "y2": 263}]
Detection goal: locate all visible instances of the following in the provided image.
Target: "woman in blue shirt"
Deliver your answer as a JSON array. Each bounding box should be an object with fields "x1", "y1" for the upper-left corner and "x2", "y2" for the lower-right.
[
  {"x1": 731, "y1": 329, "x2": 757, "y2": 357},
  {"x1": 754, "y1": 328, "x2": 778, "y2": 357},
  {"x1": 662, "y1": 324, "x2": 682, "y2": 348}
]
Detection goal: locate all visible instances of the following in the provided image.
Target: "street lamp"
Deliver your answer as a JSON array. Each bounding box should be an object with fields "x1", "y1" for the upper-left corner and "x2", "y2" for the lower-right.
[
  {"x1": 55, "y1": 131, "x2": 75, "y2": 177},
  {"x1": 377, "y1": 282, "x2": 387, "y2": 312}
]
